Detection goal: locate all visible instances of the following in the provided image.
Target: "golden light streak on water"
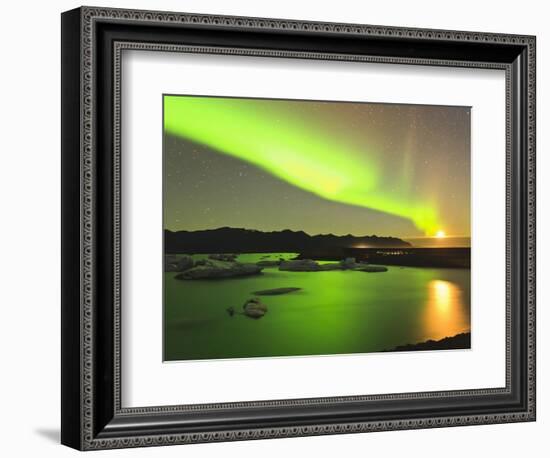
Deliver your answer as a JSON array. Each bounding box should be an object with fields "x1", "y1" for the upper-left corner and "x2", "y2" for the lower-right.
[{"x1": 423, "y1": 279, "x2": 470, "y2": 342}]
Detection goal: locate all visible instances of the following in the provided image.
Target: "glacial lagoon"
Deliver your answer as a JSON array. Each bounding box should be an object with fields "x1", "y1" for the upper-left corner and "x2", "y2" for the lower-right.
[{"x1": 164, "y1": 253, "x2": 470, "y2": 361}]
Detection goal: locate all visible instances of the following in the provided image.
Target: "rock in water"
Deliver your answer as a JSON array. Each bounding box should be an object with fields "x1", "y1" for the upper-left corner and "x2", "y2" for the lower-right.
[
  {"x1": 165, "y1": 255, "x2": 179, "y2": 264},
  {"x1": 340, "y1": 257, "x2": 359, "y2": 269},
  {"x1": 319, "y1": 263, "x2": 342, "y2": 271},
  {"x1": 355, "y1": 265, "x2": 388, "y2": 273},
  {"x1": 165, "y1": 254, "x2": 180, "y2": 272},
  {"x1": 242, "y1": 298, "x2": 268, "y2": 319},
  {"x1": 256, "y1": 260, "x2": 281, "y2": 267},
  {"x1": 176, "y1": 255, "x2": 194, "y2": 272},
  {"x1": 165, "y1": 254, "x2": 195, "y2": 272},
  {"x1": 252, "y1": 287, "x2": 301, "y2": 296},
  {"x1": 175, "y1": 260, "x2": 263, "y2": 280},
  {"x1": 165, "y1": 262, "x2": 179, "y2": 272},
  {"x1": 209, "y1": 253, "x2": 237, "y2": 262},
  {"x1": 279, "y1": 259, "x2": 321, "y2": 271}
]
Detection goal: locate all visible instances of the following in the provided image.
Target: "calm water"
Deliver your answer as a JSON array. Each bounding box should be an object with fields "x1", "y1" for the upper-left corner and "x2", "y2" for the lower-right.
[{"x1": 164, "y1": 253, "x2": 470, "y2": 361}]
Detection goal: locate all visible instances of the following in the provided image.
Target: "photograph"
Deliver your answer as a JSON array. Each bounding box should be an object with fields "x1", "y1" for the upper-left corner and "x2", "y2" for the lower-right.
[{"x1": 163, "y1": 95, "x2": 472, "y2": 361}]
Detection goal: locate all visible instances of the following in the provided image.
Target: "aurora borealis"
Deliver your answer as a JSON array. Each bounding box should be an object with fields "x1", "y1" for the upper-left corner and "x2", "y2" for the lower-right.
[{"x1": 164, "y1": 95, "x2": 470, "y2": 238}]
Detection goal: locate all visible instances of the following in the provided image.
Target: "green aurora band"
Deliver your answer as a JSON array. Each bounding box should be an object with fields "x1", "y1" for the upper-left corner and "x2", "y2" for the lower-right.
[{"x1": 164, "y1": 95, "x2": 440, "y2": 235}]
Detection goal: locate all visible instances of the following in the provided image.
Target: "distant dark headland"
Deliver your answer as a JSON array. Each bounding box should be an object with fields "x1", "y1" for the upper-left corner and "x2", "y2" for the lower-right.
[{"x1": 165, "y1": 227, "x2": 411, "y2": 254}]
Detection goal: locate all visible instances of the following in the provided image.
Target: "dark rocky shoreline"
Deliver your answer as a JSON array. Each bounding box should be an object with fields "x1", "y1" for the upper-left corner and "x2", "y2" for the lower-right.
[{"x1": 386, "y1": 332, "x2": 471, "y2": 352}]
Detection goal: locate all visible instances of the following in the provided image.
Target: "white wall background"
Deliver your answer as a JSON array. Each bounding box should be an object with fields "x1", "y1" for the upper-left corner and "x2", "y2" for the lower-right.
[{"x1": 0, "y1": 0, "x2": 546, "y2": 456}]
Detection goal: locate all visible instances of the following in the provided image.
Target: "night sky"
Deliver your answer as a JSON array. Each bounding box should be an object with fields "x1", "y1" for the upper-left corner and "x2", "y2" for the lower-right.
[{"x1": 163, "y1": 95, "x2": 470, "y2": 238}]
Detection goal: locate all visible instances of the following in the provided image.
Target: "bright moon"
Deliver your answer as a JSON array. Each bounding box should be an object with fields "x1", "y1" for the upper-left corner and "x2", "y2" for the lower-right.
[{"x1": 435, "y1": 230, "x2": 446, "y2": 238}]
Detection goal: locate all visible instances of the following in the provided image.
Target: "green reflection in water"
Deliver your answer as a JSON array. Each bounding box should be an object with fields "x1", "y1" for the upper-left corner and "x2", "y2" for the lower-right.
[{"x1": 164, "y1": 254, "x2": 470, "y2": 361}]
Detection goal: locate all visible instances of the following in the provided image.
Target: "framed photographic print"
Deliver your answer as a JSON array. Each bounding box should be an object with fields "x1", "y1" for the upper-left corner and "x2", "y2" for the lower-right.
[{"x1": 61, "y1": 6, "x2": 536, "y2": 450}]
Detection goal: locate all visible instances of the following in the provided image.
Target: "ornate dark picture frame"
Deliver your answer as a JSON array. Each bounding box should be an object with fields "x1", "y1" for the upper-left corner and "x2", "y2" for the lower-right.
[{"x1": 61, "y1": 6, "x2": 536, "y2": 451}]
